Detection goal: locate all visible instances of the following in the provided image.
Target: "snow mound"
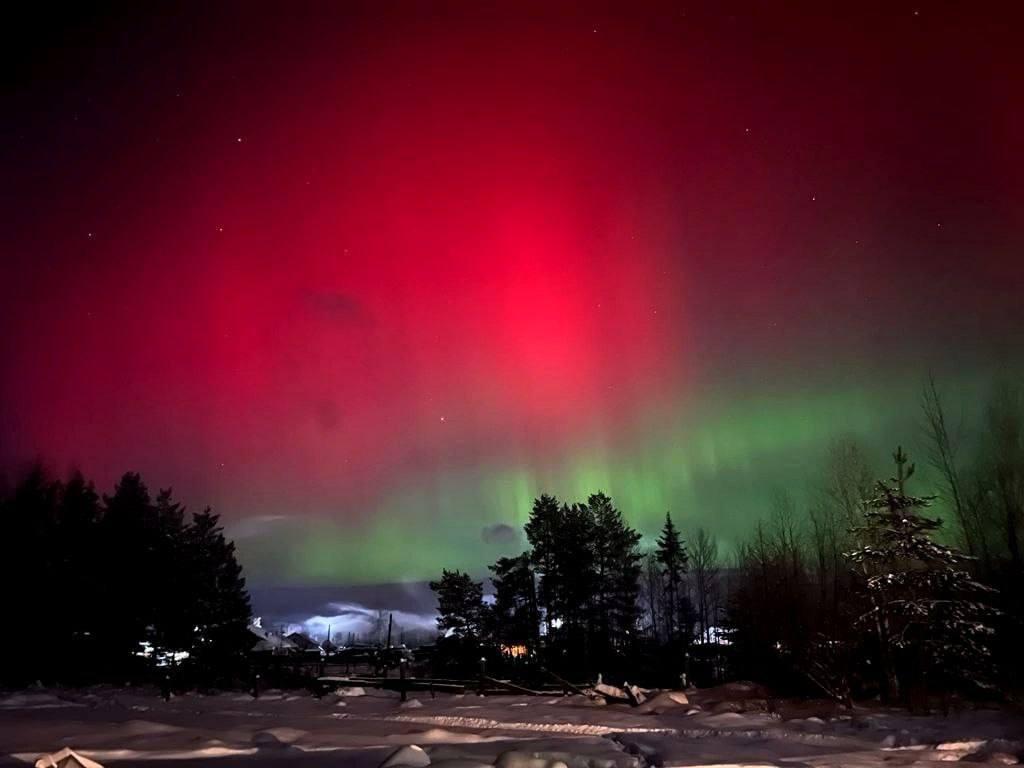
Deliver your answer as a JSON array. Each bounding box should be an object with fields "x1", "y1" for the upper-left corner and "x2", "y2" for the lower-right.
[
  {"x1": 401, "y1": 699, "x2": 425, "y2": 709},
  {"x1": 495, "y1": 748, "x2": 638, "y2": 768},
  {"x1": 413, "y1": 728, "x2": 502, "y2": 745},
  {"x1": 935, "y1": 739, "x2": 1024, "y2": 764},
  {"x1": 494, "y1": 751, "x2": 567, "y2": 768},
  {"x1": 335, "y1": 686, "x2": 367, "y2": 697},
  {"x1": 251, "y1": 727, "x2": 308, "y2": 746},
  {"x1": 966, "y1": 754, "x2": 1020, "y2": 765},
  {"x1": 380, "y1": 744, "x2": 431, "y2": 767},
  {"x1": 0, "y1": 693, "x2": 83, "y2": 710},
  {"x1": 117, "y1": 720, "x2": 184, "y2": 737}
]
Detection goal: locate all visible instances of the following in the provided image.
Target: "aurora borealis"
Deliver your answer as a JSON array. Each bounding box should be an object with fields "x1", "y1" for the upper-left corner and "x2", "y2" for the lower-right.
[{"x1": 2, "y1": 2, "x2": 1023, "y2": 590}]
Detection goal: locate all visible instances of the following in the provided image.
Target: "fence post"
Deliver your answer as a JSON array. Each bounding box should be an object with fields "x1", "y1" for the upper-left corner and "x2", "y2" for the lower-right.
[{"x1": 399, "y1": 658, "x2": 408, "y2": 702}]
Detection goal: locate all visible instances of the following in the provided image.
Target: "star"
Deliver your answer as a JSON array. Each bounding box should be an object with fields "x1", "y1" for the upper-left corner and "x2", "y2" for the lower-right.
[{"x1": 440, "y1": 416, "x2": 446, "y2": 423}]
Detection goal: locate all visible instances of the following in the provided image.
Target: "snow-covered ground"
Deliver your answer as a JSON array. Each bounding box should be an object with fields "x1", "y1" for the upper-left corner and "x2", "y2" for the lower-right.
[{"x1": 1, "y1": 684, "x2": 1021, "y2": 768}]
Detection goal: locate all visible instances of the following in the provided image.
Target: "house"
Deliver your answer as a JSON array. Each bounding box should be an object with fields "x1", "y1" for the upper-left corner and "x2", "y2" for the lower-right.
[
  {"x1": 247, "y1": 621, "x2": 297, "y2": 655},
  {"x1": 285, "y1": 632, "x2": 323, "y2": 655}
]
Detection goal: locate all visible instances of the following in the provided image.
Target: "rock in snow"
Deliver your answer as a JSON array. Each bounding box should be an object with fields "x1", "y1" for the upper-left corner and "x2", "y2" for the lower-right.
[
  {"x1": 35, "y1": 749, "x2": 104, "y2": 768},
  {"x1": 494, "y1": 751, "x2": 570, "y2": 768},
  {"x1": 636, "y1": 690, "x2": 689, "y2": 714}
]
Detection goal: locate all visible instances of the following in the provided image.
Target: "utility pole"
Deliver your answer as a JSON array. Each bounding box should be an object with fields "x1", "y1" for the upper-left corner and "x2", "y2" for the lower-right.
[{"x1": 383, "y1": 613, "x2": 393, "y2": 678}]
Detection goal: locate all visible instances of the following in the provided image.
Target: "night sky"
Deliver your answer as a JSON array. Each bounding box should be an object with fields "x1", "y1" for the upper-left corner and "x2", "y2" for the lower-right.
[{"x1": 2, "y1": 2, "x2": 1023, "y2": 594}]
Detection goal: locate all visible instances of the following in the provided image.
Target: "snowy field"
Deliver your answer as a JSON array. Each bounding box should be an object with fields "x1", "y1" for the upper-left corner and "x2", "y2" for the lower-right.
[{"x1": 1, "y1": 684, "x2": 1021, "y2": 768}]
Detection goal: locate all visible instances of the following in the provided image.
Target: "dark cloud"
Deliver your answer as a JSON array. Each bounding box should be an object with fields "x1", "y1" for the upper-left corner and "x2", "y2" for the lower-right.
[
  {"x1": 314, "y1": 399, "x2": 342, "y2": 431},
  {"x1": 481, "y1": 523, "x2": 518, "y2": 545},
  {"x1": 305, "y1": 290, "x2": 369, "y2": 325}
]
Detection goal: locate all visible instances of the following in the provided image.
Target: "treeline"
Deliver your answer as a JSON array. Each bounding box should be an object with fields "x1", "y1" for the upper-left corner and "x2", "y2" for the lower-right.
[
  {"x1": 0, "y1": 466, "x2": 251, "y2": 686},
  {"x1": 728, "y1": 379, "x2": 1023, "y2": 703},
  {"x1": 431, "y1": 492, "x2": 704, "y2": 682},
  {"x1": 431, "y1": 378, "x2": 1023, "y2": 703}
]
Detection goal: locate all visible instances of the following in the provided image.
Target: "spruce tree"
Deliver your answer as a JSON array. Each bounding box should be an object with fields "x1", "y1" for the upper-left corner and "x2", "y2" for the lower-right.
[
  {"x1": 656, "y1": 511, "x2": 690, "y2": 644},
  {"x1": 153, "y1": 488, "x2": 189, "y2": 654},
  {"x1": 100, "y1": 472, "x2": 158, "y2": 665},
  {"x1": 846, "y1": 447, "x2": 997, "y2": 700},
  {"x1": 58, "y1": 471, "x2": 102, "y2": 664},
  {"x1": 184, "y1": 507, "x2": 252, "y2": 672}
]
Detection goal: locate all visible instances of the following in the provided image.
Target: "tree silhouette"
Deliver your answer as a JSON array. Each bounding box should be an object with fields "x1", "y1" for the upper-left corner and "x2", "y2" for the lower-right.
[
  {"x1": 524, "y1": 494, "x2": 562, "y2": 634},
  {"x1": 691, "y1": 527, "x2": 719, "y2": 644},
  {"x1": 0, "y1": 465, "x2": 251, "y2": 686},
  {"x1": 847, "y1": 447, "x2": 998, "y2": 701},
  {"x1": 489, "y1": 552, "x2": 539, "y2": 655},
  {"x1": 587, "y1": 493, "x2": 642, "y2": 661},
  {"x1": 429, "y1": 569, "x2": 485, "y2": 639},
  {"x1": 656, "y1": 511, "x2": 689, "y2": 646},
  {"x1": 183, "y1": 507, "x2": 252, "y2": 675}
]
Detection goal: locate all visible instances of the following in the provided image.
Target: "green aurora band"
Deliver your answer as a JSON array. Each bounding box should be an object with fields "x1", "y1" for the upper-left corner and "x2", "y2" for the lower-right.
[{"x1": 234, "y1": 366, "x2": 1010, "y2": 585}]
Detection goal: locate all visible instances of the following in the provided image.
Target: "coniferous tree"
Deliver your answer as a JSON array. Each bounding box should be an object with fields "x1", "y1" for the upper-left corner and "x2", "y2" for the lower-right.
[
  {"x1": 587, "y1": 493, "x2": 642, "y2": 659},
  {"x1": 556, "y1": 502, "x2": 597, "y2": 661},
  {"x1": 524, "y1": 494, "x2": 562, "y2": 633},
  {"x1": 184, "y1": 507, "x2": 252, "y2": 672},
  {"x1": 846, "y1": 447, "x2": 998, "y2": 701},
  {"x1": 0, "y1": 465, "x2": 251, "y2": 685},
  {"x1": 489, "y1": 552, "x2": 539, "y2": 655},
  {"x1": 0, "y1": 463, "x2": 60, "y2": 681},
  {"x1": 525, "y1": 495, "x2": 596, "y2": 667},
  {"x1": 152, "y1": 488, "x2": 189, "y2": 654},
  {"x1": 98, "y1": 472, "x2": 159, "y2": 667},
  {"x1": 429, "y1": 569, "x2": 485, "y2": 639},
  {"x1": 58, "y1": 470, "x2": 103, "y2": 663},
  {"x1": 656, "y1": 511, "x2": 689, "y2": 645}
]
